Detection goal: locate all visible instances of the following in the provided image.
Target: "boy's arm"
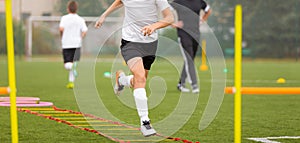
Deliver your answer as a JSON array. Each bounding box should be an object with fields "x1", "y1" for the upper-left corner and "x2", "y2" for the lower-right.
[
  {"x1": 81, "y1": 31, "x2": 87, "y2": 38},
  {"x1": 59, "y1": 18, "x2": 64, "y2": 37},
  {"x1": 95, "y1": 0, "x2": 123, "y2": 28},
  {"x1": 201, "y1": 8, "x2": 211, "y2": 21},
  {"x1": 81, "y1": 20, "x2": 88, "y2": 38},
  {"x1": 142, "y1": 7, "x2": 174, "y2": 36},
  {"x1": 200, "y1": 2, "x2": 211, "y2": 24},
  {"x1": 59, "y1": 27, "x2": 64, "y2": 37}
]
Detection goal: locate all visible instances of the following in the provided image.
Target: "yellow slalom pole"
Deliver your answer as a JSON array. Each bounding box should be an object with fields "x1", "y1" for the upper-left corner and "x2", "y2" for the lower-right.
[
  {"x1": 200, "y1": 40, "x2": 208, "y2": 71},
  {"x1": 5, "y1": 0, "x2": 19, "y2": 142},
  {"x1": 234, "y1": 5, "x2": 242, "y2": 143}
]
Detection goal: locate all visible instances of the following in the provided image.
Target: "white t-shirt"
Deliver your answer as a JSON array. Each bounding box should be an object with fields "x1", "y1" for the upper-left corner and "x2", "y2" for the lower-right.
[
  {"x1": 59, "y1": 13, "x2": 88, "y2": 49},
  {"x1": 121, "y1": 0, "x2": 170, "y2": 43}
]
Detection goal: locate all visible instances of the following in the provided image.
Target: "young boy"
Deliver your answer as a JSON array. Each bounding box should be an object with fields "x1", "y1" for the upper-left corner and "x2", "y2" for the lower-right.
[
  {"x1": 59, "y1": 1, "x2": 88, "y2": 89},
  {"x1": 95, "y1": 0, "x2": 174, "y2": 137}
]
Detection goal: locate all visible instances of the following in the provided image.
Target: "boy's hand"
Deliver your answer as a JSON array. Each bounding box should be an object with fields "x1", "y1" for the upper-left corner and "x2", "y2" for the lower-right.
[
  {"x1": 95, "y1": 16, "x2": 105, "y2": 28},
  {"x1": 172, "y1": 21, "x2": 184, "y2": 28},
  {"x1": 141, "y1": 25, "x2": 156, "y2": 36}
]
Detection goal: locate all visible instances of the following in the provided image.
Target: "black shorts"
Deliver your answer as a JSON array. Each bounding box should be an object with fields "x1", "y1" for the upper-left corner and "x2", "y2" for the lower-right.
[
  {"x1": 62, "y1": 48, "x2": 81, "y2": 63},
  {"x1": 120, "y1": 39, "x2": 157, "y2": 70}
]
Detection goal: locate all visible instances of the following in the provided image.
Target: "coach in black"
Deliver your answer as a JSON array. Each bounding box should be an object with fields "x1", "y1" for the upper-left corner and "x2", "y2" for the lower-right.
[{"x1": 171, "y1": 0, "x2": 211, "y2": 93}]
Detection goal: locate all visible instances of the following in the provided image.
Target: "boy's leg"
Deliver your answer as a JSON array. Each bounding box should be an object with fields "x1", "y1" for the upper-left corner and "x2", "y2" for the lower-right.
[
  {"x1": 178, "y1": 33, "x2": 199, "y2": 93},
  {"x1": 63, "y1": 48, "x2": 78, "y2": 89},
  {"x1": 64, "y1": 62, "x2": 75, "y2": 88},
  {"x1": 72, "y1": 48, "x2": 81, "y2": 77},
  {"x1": 127, "y1": 57, "x2": 156, "y2": 137},
  {"x1": 114, "y1": 70, "x2": 133, "y2": 94},
  {"x1": 178, "y1": 37, "x2": 193, "y2": 92},
  {"x1": 191, "y1": 39, "x2": 200, "y2": 93},
  {"x1": 177, "y1": 65, "x2": 190, "y2": 92},
  {"x1": 72, "y1": 61, "x2": 78, "y2": 77},
  {"x1": 128, "y1": 57, "x2": 148, "y2": 121}
]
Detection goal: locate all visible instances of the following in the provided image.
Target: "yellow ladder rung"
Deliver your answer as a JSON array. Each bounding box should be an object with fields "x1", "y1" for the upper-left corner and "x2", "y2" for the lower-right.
[
  {"x1": 43, "y1": 114, "x2": 83, "y2": 117},
  {"x1": 56, "y1": 118, "x2": 94, "y2": 121},
  {"x1": 21, "y1": 108, "x2": 54, "y2": 111},
  {"x1": 123, "y1": 140, "x2": 163, "y2": 142},
  {"x1": 94, "y1": 128, "x2": 137, "y2": 131},
  {"x1": 106, "y1": 133, "x2": 141, "y2": 135},
  {"x1": 38, "y1": 111, "x2": 69, "y2": 113},
  {"x1": 69, "y1": 121, "x2": 106, "y2": 123},
  {"x1": 76, "y1": 124, "x2": 121, "y2": 127},
  {"x1": 56, "y1": 117, "x2": 92, "y2": 119}
]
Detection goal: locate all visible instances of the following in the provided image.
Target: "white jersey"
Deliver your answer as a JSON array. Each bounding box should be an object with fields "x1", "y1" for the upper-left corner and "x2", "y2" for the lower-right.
[
  {"x1": 121, "y1": 0, "x2": 170, "y2": 43},
  {"x1": 59, "y1": 13, "x2": 88, "y2": 49}
]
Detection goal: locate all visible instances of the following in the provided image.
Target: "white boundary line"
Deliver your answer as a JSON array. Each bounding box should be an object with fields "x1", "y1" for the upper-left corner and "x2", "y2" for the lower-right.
[{"x1": 247, "y1": 136, "x2": 300, "y2": 143}]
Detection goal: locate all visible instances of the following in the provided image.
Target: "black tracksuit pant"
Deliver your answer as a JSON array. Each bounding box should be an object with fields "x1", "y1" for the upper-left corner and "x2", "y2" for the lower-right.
[{"x1": 177, "y1": 29, "x2": 199, "y2": 87}]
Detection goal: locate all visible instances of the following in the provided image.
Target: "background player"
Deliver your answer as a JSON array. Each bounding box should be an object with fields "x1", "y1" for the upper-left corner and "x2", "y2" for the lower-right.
[{"x1": 59, "y1": 0, "x2": 88, "y2": 89}]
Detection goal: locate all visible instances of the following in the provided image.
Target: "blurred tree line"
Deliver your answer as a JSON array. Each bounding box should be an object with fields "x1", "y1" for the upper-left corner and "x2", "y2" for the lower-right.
[
  {"x1": 0, "y1": 20, "x2": 25, "y2": 57},
  {"x1": 0, "y1": 0, "x2": 299, "y2": 58},
  {"x1": 207, "y1": 0, "x2": 300, "y2": 58},
  {"x1": 56, "y1": 0, "x2": 115, "y2": 16}
]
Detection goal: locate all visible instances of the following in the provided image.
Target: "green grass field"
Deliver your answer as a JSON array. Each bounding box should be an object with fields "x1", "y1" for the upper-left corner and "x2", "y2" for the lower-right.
[{"x1": 0, "y1": 57, "x2": 300, "y2": 143}]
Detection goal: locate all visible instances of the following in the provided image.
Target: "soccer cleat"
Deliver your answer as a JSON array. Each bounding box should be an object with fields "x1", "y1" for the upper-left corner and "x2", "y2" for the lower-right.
[
  {"x1": 66, "y1": 82, "x2": 74, "y2": 89},
  {"x1": 114, "y1": 70, "x2": 125, "y2": 95},
  {"x1": 140, "y1": 120, "x2": 156, "y2": 137},
  {"x1": 177, "y1": 84, "x2": 190, "y2": 93}
]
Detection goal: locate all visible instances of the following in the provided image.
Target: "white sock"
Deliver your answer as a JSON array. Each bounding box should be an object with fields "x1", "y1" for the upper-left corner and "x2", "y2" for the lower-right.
[
  {"x1": 69, "y1": 70, "x2": 75, "y2": 82},
  {"x1": 65, "y1": 62, "x2": 75, "y2": 82},
  {"x1": 133, "y1": 88, "x2": 150, "y2": 125},
  {"x1": 127, "y1": 75, "x2": 133, "y2": 86},
  {"x1": 119, "y1": 75, "x2": 133, "y2": 87}
]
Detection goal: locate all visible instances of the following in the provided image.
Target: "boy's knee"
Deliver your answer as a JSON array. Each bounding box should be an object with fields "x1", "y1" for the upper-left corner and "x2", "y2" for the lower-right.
[
  {"x1": 133, "y1": 76, "x2": 146, "y2": 88},
  {"x1": 134, "y1": 76, "x2": 146, "y2": 84}
]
